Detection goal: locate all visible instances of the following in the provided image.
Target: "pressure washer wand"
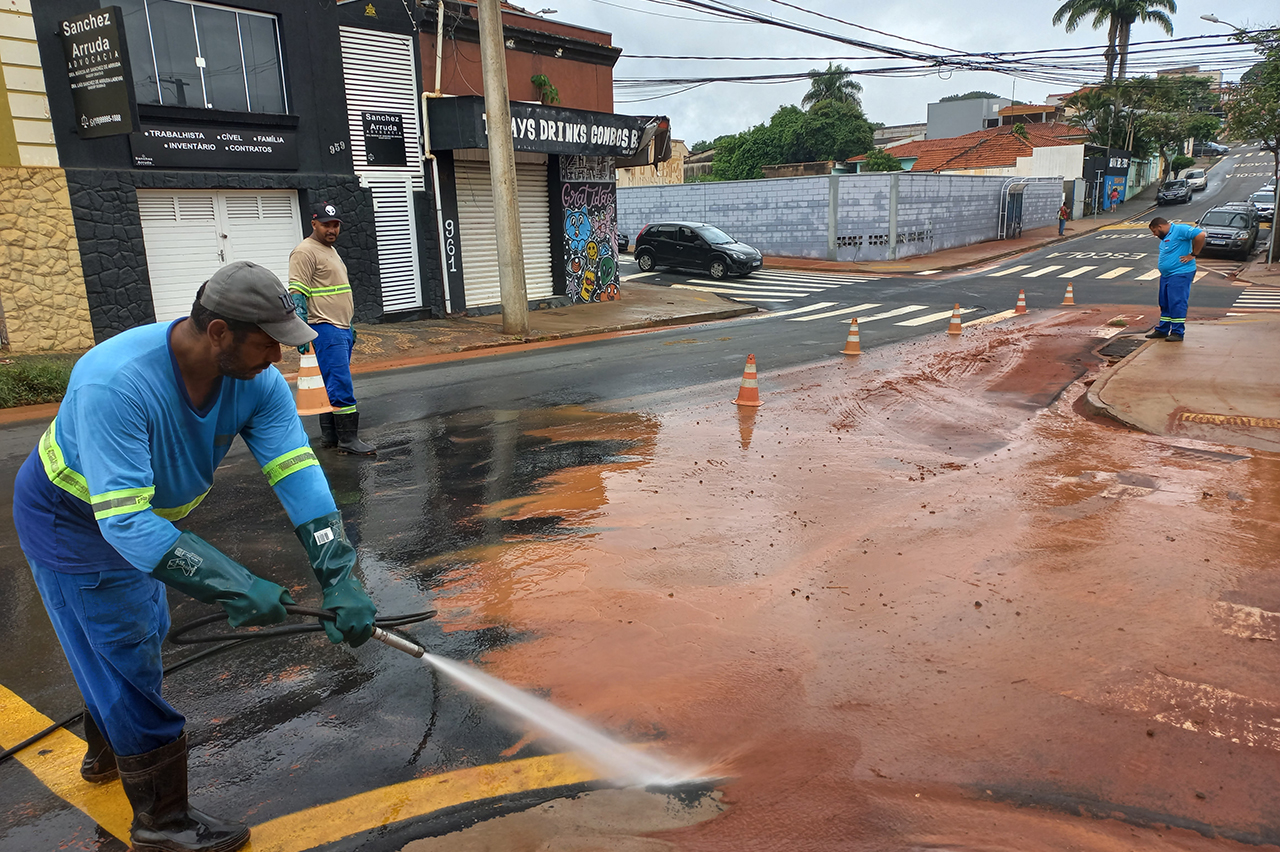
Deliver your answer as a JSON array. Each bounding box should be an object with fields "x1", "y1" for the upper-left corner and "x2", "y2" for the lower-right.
[{"x1": 371, "y1": 626, "x2": 427, "y2": 658}]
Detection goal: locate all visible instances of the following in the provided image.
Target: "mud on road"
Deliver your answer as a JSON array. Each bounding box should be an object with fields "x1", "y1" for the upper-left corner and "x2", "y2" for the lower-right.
[{"x1": 409, "y1": 308, "x2": 1280, "y2": 852}]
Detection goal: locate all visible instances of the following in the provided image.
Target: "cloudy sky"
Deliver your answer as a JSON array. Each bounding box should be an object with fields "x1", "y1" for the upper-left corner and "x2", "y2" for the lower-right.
[{"x1": 537, "y1": 0, "x2": 1276, "y2": 146}]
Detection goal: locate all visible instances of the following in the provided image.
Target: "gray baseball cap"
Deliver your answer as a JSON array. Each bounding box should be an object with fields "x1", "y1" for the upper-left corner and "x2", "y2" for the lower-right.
[{"x1": 200, "y1": 261, "x2": 317, "y2": 348}]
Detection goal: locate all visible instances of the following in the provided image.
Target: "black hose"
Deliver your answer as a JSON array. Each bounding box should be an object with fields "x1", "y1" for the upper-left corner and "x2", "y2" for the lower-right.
[{"x1": 0, "y1": 605, "x2": 437, "y2": 766}]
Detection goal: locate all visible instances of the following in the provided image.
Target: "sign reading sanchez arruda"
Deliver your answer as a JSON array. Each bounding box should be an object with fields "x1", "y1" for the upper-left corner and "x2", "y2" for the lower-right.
[
  {"x1": 427, "y1": 96, "x2": 652, "y2": 157},
  {"x1": 58, "y1": 6, "x2": 137, "y2": 139},
  {"x1": 130, "y1": 124, "x2": 299, "y2": 170}
]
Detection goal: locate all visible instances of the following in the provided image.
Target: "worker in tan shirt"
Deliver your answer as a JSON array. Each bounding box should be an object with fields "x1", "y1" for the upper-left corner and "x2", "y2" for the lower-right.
[{"x1": 289, "y1": 202, "x2": 375, "y2": 455}]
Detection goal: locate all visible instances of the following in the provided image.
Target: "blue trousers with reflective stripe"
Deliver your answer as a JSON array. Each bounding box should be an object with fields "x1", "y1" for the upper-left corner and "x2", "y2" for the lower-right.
[
  {"x1": 1157, "y1": 269, "x2": 1193, "y2": 335},
  {"x1": 311, "y1": 323, "x2": 357, "y2": 412},
  {"x1": 27, "y1": 555, "x2": 185, "y2": 756}
]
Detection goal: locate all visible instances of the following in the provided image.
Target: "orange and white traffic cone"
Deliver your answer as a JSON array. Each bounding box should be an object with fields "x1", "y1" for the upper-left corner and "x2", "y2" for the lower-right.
[
  {"x1": 841, "y1": 317, "x2": 861, "y2": 355},
  {"x1": 1062, "y1": 283, "x2": 1076, "y2": 306},
  {"x1": 733, "y1": 354, "x2": 764, "y2": 407},
  {"x1": 947, "y1": 304, "x2": 963, "y2": 336},
  {"x1": 295, "y1": 350, "x2": 334, "y2": 416},
  {"x1": 1014, "y1": 289, "x2": 1027, "y2": 315}
]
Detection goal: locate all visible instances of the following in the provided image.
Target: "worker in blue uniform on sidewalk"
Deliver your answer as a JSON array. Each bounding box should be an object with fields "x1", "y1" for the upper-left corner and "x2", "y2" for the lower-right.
[
  {"x1": 11, "y1": 261, "x2": 377, "y2": 852},
  {"x1": 1147, "y1": 216, "x2": 1206, "y2": 342}
]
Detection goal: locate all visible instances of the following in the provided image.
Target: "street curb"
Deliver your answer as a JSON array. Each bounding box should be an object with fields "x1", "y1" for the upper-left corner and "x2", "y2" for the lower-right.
[{"x1": 1081, "y1": 335, "x2": 1159, "y2": 431}]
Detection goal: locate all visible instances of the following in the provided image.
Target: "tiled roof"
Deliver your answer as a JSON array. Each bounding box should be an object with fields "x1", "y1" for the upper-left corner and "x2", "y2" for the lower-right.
[{"x1": 852, "y1": 123, "x2": 1082, "y2": 172}]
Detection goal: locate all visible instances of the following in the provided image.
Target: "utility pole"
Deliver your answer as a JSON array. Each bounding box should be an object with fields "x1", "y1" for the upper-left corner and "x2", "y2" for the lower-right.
[{"x1": 476, "y1": 0, "x2": 528, "y2": 336}]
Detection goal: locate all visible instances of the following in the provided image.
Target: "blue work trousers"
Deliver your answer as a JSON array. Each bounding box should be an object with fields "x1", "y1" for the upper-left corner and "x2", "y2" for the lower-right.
[
  {"x1": 311, "y1": 323, "x2": 357, "y2": 413},
  {"x1": 27, "y1": 556, "x2": 184, "y2": 756},
  {"x1": 1157, "y1": 269, "x2": 1194, "y2": 335}
]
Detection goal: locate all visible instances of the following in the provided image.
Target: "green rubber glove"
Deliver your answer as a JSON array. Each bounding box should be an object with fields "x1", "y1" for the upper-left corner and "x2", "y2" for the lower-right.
[
  {"x1": 291, "y1": 292, "x2": 311, "y2": 355},
  {"x1": 295, "y1": 512, "x2": 376, "y2": 647},
  {"x1": 153, "y1": 531, "x2": 293, "y2": 628}
]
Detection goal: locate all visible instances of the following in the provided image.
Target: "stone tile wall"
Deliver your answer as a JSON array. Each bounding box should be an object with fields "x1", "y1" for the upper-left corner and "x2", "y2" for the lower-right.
[{"x1": 0, "y1": 166, "x2": 95, "y2": 352}]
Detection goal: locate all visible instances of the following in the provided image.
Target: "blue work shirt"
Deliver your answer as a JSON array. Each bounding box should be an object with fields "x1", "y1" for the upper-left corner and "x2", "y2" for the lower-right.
[
  {"x1": 13, "y1": 319, "x2": 335, "y2": 573},
  {"x1": 1157, "y1": 223, "x2": 1203, "y2": 275}
]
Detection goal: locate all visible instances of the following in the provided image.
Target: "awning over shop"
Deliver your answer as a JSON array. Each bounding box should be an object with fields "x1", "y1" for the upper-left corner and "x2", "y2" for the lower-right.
[{"x1": 427, "y1": 96, "x2": 669, "y2": 163}]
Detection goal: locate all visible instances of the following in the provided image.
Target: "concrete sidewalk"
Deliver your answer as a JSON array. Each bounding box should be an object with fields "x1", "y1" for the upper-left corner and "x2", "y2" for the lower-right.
[{"x1": 1086, "y1": 314, "x2": 1280, "y2": 453}]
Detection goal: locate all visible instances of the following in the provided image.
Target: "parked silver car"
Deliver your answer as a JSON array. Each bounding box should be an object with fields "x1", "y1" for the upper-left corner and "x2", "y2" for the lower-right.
[
  {"x1": 1249, "y1": 190, "x2": 1275, "y2": 222},
  {"x1": 1182, "y1": 168, "x2": 1207, "y2": 191}
]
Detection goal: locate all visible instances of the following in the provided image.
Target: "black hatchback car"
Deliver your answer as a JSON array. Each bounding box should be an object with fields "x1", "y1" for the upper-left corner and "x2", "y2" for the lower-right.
[
  {"x1": 634, "y1": 222, "x2": 763, "y2": 279},
  {"x1": 1156, "y1": 179, "x2": 1192, "y2": 205},
  {"x1": 1197, "y1": 206, "x2": 1259, "y2": 261}
]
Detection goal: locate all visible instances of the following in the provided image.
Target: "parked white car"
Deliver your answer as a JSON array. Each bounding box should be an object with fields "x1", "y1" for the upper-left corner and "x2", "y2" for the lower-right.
[{"x1": 1182, "y1": 168, "x2": 1207, "y2": 191}]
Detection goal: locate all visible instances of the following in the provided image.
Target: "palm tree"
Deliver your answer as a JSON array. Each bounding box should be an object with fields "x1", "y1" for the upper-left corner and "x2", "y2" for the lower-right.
[
  {"x1": 1052, "y1": 0, "x2": 1176, "y2": 83},
  {"x1": 1052, "y1": 0, "x2": 1122, "y2": 83},
  {"x1": 1114, "y1": 0, "x2": 1176, "y2": 81},
  {"x1": 801, "y1": 63, "x2": 863, "y2": 110}
]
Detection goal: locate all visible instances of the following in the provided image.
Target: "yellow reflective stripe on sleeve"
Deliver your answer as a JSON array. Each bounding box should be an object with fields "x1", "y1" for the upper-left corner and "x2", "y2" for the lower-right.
[
  {"x1": 307, "y1": 284, "x2": 352, "y2": 297},
  {"x1": 262, "y1": 448, "x2": 319, "y2": 487},
  {"x1": 289, "y1": 281, "x2": 313, "y2": 297},
  {"x1": 91, "y1": 486, "x2": 155, "y2": 520},
  {"x1": 153, "y1": 489, "x2": 211, "y2": 521},
  {"x1": 38, "y1": 417, "x2": 91, "y2": 503}
]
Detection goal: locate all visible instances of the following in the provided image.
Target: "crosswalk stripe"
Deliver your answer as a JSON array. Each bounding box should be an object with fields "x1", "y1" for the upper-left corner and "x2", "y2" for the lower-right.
[
  {"x1": 1060, "y1": 265, "x2": 1097, "y2": 277},
  {"x1": 686, "y1": 279, "x2": 833, "y2": 292},
  {"x1": 1022, "y1": 265, "x2": 1064, "y2": 278},
  {"x1": 989, "y1": 265, "x2": 1030, "y2": 277},
  {"x1": 762, "y1": 301, "x2": 840, "y2": 318},
  {"x1": 752, "y1": 271, "x2": 877, "y2": 284},
  {"x1": 847, "y1": 305, "x2": 931, "y2": 323},
  {"x1": 788, "y1": 302, "x2": 882, "y2": 322},
  {"x1": 1194, "y1": 270, "x2": 1210, "y2": 283},
  {"x1": 670, "y1": 284, "x2": 801, "y2": 298},
  {"x1": 1137, "y1": 269, "x2": 1160, "y2": 280},
  {"x1": 1096, "y1": 266, "x2": 1134, "y2": 279},
  {"x1": 895, "y1": 307, "x2": 978, "y2": 326}
]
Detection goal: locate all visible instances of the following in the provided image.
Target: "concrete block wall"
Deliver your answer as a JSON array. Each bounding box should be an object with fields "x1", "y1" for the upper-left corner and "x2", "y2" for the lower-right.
[
  {"x1": 618, "y1": 177, "x2": 830, "y2": 258},
  {"x1": 619, "y1": 172, "x2": 1063, "y2": 264}
]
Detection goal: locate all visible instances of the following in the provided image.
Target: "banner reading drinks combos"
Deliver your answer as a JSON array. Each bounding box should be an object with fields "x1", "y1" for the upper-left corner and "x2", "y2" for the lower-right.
[{"x1": 58, "y1": 6, "x2": 137, "y2": 139}]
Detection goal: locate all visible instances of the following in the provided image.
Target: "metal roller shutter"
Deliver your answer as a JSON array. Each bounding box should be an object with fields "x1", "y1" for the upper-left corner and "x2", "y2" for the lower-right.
[
  {"x1": 454, "y1": 159, "x2": 553, "y2": 309},
  {"x1": 367, "y1": 178, "x2": 422, "y2": 312},
  {"x1": 138, "y1": 190, "x2": 301, "y2": 322}
]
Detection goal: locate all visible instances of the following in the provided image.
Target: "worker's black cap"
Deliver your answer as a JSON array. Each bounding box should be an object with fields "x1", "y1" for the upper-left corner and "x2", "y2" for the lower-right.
[{"x1": 311, "y1": 202, "x2": 342, "y2": 223}]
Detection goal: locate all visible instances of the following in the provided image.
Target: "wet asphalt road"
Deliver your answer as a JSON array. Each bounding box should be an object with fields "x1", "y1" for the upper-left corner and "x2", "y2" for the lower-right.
[{"x1": 2, "y1": 145, "x2": 1275, "y2": 852}]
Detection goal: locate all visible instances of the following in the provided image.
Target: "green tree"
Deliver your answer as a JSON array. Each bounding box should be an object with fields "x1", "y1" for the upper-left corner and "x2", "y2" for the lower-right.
[
  {"x1": 1137, "y1": 75, "x2": 1221, "y2": 178},
  {"x1": 801, "y1": 63, "x2": 863, "y2": 109},
  {"x1": 1114, "y1": 0, "x2": 1176, "y2": 80},
  {"x1": 862, "y1": 147, "x2": 904, "y2": 172},
  {"x1": 939, "y1": 91, "x2": 1001, "y2": 102},
  {"x1": 1222, "y1": 25, "x2": 1280, "y2": 261}
]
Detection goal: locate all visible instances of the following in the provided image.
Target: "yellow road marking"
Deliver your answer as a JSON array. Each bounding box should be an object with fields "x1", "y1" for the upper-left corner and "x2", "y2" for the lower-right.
[
  {"x1": 245, "y1": 753, "x2": 601, "y2": 852},
  {"x1": 0, "y1": 684, "x2": 133, "y2": 841},
  {"x1": 2, "y1": 683, "x2": 603, "y2": 851}
]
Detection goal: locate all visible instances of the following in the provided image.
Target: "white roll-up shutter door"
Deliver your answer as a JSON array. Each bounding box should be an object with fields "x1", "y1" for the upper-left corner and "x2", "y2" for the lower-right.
[
  {"x1": 339, "y1": 26, "x2": 424, "y2": 312},
  {"x1": 454, "y1": 159, "x2": 553, "y2": 309},
  {"x1": 138, "y1": 190, "x2": 302, "y2": 323},
  {"x1": 367, "y1": 178, "x2": 422, "y2": 312}
]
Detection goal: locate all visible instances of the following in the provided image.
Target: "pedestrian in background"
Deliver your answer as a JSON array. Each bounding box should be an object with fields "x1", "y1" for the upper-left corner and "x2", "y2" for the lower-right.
[
  {"x1": 1058, "y1": 201, "x2": 1069, "y2": 236},
  {"x1": 1147, "y1": 216, "x2": 1206, "y2": 342},
  {"x1": 289, "y1": 203, "x2": 376, "y2": 455}
]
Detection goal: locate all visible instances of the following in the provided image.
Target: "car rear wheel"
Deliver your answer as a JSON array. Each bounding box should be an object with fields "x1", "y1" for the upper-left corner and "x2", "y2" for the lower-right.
[
  {"x1": 636, "y1": 249, "x2": 656, "y2": 272},
  {"x1": 709, "y1": 257, "x2": 728, "y2": 280}
]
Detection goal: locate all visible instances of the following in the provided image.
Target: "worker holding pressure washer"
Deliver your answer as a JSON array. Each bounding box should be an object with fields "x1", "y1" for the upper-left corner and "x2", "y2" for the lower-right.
[{"x1": 11, "y1": 261, "x2": 377, "y2": 852}]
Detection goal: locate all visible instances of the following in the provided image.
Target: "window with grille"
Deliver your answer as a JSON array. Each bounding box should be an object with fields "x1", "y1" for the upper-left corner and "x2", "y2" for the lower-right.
[{"x1": 113, "y1": 0, "x2": 287, "y2": 114}]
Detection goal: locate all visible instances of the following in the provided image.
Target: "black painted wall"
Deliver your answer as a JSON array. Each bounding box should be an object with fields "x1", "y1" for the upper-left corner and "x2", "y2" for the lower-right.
[{"x1": 32, "y1": 1, "x2": 388, "y2": 340}]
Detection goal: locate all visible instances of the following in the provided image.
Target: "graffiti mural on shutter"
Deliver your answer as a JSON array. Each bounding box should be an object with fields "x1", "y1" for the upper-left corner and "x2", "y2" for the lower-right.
[{"x1": 559, "y1": 155, "x2": 618, "y2": 303}]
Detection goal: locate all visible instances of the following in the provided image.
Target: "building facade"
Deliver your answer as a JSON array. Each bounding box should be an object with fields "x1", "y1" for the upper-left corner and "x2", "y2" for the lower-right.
[{"x1": 0, "y1": 0, "x2": 95, "y2": 352}]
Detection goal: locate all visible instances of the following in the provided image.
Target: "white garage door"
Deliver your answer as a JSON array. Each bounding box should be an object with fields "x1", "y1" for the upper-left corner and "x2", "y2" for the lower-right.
[
  {"x1": 138, "y1": 190, "x2": 301, "y2": 322},
  {"x1": 454, "y1": 159, "x2": 553, "y2": 309}
]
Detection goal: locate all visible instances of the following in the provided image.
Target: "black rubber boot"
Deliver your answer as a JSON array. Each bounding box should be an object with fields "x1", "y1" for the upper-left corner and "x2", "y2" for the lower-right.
[
  {"x1": 334, "y1": 412, "x2": 376, "y2": 456},
  {"x1": 317, "y1": 412, "x2": 338, "y2": 448},
  {"x1": 80, "y1": 709, "x2": 118, "y2": 783},
  {"x1": 116, "y1": 734, "x2": 250, "y2": 852}
]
